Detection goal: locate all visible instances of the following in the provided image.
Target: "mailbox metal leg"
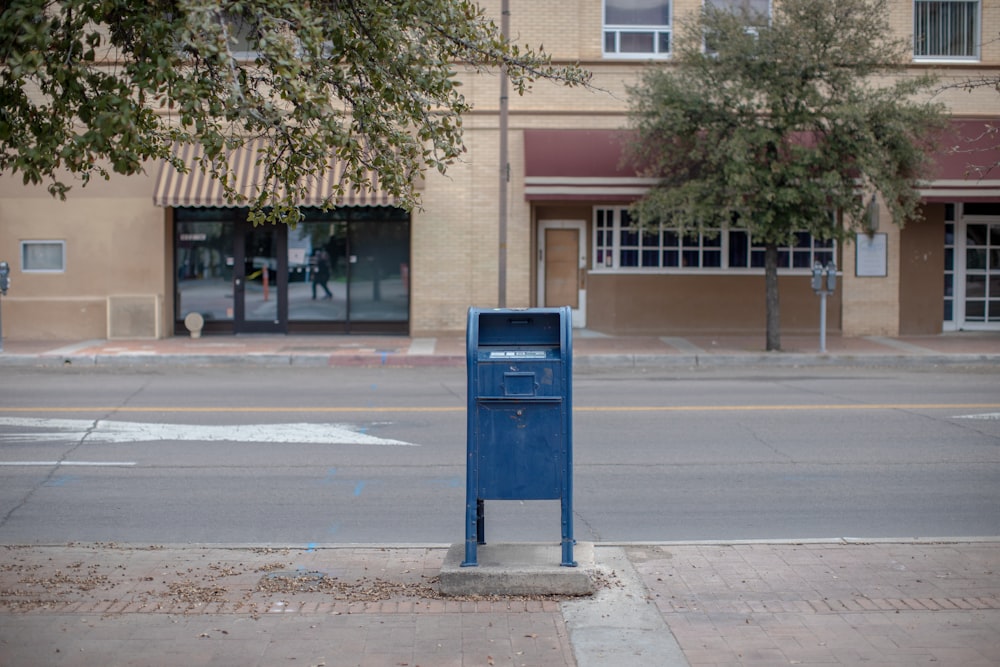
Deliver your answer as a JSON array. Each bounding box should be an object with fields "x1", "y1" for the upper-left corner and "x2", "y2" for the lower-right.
[
  {"x1": 560, "y1": 496, "x2": 577, "y2": 567},
  {"x1": 462, "y1": 521, "x2": 478, "y2": 566},
  {"x1": 462, "y1": 440, "x2": 479, "y2": 566},
  {"x1": 462, "y1": 539, "x2": 478, "y2": 567},
  {"x1": 476, "y1": 499, "x2": 486, "y2": 545},
  {"x1": 462, "y1": 497, "x2": 479, "y2": 567},
  {"x1": 463, "y1": 498, "x2": 487, "y2": 567}
]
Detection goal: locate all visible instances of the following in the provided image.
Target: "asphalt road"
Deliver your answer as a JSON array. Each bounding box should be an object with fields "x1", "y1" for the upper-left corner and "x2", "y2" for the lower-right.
[{"x1": 0, "y1": 365, "x2": 998, "y2": 545}]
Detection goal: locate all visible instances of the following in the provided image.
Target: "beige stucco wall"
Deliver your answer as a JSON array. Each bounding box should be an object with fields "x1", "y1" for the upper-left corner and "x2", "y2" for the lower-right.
[{"x1": 0, "y1": 169, "x2": 166, "y2": 340}]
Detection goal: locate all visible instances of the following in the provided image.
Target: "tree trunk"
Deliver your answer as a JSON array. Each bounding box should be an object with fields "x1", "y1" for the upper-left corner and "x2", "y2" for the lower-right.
[{"x1": 764, "y1": 242, "x2": 781, "y2": 351}]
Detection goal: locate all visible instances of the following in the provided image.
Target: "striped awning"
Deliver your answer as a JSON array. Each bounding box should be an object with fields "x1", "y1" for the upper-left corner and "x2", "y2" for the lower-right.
[{"x1": 153, "y1": 141, "x2": 397, "y2": 208}]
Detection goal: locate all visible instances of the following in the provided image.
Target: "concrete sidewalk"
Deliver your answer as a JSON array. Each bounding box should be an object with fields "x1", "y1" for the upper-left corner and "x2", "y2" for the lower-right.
[
  {"x1": 0, "y1": 330, "x2": 999, "y2": 368},
  {"x1": 0, "y1": 540, "x2": 997, "y2": 666}
]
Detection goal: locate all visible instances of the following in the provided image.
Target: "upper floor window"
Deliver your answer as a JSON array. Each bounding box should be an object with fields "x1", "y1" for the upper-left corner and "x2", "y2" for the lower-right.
[
  {"x1": 604, "y1": 0, "x2": 671, "y2": 59},
  {"x1": 703, "y1": 0, "x2": 770, "y2": 53},
  {"x1": 705, "y1": 0, "x2": 770, "y2": 23},
  {"x1": 224, "y1": 11, "x2": 260, "y2": 59},
  {"x1": 914, "y1": 1, "x2": 980, "y2": 60}
]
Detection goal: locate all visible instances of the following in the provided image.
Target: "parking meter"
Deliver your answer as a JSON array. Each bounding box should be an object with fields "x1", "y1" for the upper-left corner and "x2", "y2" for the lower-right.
[
  {"x1": 0, "y1": 260, "x2": 7, "y2": 353},
  {"x1": 811, "y1": 262, "x2": 823, "y2": 293},
  {"x1": 813, "y1": 261, "x2": 837, "y2": 353}
]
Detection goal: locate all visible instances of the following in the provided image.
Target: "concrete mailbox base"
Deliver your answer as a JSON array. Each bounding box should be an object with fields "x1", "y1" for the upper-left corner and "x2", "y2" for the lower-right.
[{"x1": 439, "y1": 542, "x2": 595, "y2": 597}]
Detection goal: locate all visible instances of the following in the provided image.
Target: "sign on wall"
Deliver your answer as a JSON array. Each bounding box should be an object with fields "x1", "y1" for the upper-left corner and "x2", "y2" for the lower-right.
[{"x1": 855, "y1": 233, "x2": 888, "y2": 277}]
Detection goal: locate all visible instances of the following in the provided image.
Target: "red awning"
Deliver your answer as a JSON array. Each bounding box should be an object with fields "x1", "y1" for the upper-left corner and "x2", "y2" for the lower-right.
[
  {"x1": 523, "y1": 129, "x2": 654, "y2": 202},
  {"x1": 921, "y1": 118, "x2": 1000, "y2": 202},
  {"x1": 524, "y1": 121, "x2": 1000, "y2": 203}
]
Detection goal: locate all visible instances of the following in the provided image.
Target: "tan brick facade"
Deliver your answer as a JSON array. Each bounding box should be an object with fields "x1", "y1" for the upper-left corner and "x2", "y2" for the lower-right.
[
  {"x1": 1, "y1": 1, "x2": 998, "y2": 340},
  {"x1": 409, "y1": 0, "x2": 1000, "y2": 337}
]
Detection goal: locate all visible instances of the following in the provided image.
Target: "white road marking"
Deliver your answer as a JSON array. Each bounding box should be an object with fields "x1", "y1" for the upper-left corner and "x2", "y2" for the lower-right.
[
  {"x1": 0, "y1": 461, "x2": 136, "y2": 467},
  {"x1": 954, "y1": 413, "x2": 1000, "y2": 420},
  {"x1": 0, "y1": 417, "x2": 417, "y2": 446}
]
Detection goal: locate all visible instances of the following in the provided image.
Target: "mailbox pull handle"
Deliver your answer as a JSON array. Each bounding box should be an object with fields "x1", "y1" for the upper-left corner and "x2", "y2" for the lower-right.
[{"x1": 507, "y1": 317, "x2": 532, "y2": 326}]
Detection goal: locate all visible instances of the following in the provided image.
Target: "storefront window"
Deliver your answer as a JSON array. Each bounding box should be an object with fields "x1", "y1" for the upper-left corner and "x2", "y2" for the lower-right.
[
  {"x1": 176, "y1": 211, "x2": 235, "y2": 323},
  {"x1": 174, "y1": 206, "x2": 408, "y2": 333},
  {"x1": 594, "y1": 207, "x2": 834, "y2": 271}
]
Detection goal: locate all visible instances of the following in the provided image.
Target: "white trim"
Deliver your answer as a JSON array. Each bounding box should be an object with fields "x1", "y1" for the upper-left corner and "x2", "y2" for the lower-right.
[
  {"x1": 528, "y1": 178, "x2": 999, "y2": 201},
  {"x1": 920, "y1": 191, "x2": 1000, "y2": 199},
  {"x1": 526, "y1": 176, "x2": 659, "y2": 186},
  {"x1": 950, "y1": 207, "x2": 1000, "y2": 331},
  {"x1": 526, "y1": 186, "x2": 653, "y2": 198},
  {"x1": 921, "y1": 180, "x2": 1000, "y2": 188},
  {"x1": 913, "y1": 56, "x2": 981, "y2": 64},
  {"x1": 912, "y1": 0, "x2": 982, "y2": 61},
  {"x1": 525, "y1": 177, "x2": 659, "y2": 199}
]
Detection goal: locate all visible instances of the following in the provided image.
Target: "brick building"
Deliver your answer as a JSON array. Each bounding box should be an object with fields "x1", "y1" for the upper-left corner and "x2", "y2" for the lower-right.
[{"x1": 1, "y1": 0, "x2": 998, "y2": 340}]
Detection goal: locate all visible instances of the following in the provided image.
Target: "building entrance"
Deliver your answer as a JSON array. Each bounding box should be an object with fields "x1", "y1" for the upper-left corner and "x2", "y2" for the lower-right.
[
  {"x1": 234, "y1": 221, "x2": 286, "y2": 333},
  {"x1": 945, "y1": 203, "x2": 1000, "y2": 331}
]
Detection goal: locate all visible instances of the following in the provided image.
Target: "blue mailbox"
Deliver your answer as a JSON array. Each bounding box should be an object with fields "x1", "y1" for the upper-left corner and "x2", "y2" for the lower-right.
[{"x1": 463, "y1": 306, "x2": 575, "y2": 567}]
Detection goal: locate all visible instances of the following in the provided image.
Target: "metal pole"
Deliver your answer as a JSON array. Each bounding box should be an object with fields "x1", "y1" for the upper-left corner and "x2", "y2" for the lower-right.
[
  {"x1": 819, "y1": 291, "x2": 827, "y2": 354},
  {"x1": 497, "y1": 0, "x2": 509, "y2": 308}
]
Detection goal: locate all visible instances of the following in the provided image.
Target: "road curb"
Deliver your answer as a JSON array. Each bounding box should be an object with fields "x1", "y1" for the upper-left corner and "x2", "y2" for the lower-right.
[{"x1": 0, "y1": 352, "x2": 998, "y2": 369}]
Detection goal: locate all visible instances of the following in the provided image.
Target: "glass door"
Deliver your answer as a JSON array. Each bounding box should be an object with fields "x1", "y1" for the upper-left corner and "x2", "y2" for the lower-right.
[
  {"x1": 948, "y1": 202, "x2": 1000, "y2": 331},
  {"x1": 961, "y1": 221, "x2": 1000, "y2": 328},
  {"x1": 233, "y1": 221, "x2": 287, "y2": 333}
]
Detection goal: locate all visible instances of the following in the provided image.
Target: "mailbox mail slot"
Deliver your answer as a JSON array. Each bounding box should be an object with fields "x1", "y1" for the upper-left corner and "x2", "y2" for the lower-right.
[{"x1": 463, "y1": 307, "x2": 575, "y2": 567}]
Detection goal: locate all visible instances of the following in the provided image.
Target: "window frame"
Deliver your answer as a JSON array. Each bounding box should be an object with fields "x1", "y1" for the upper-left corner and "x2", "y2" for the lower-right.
[
  {"x1": 702, "y1": 0, "x2": 774, "y2": 55},
  {"x1": 593, "y1": 207, "x2": 836, "y2": 273},
  {"x1": 222, "y1": 10, "x2": 262, "y2": 61},
  {"x1": 913, "y1": 0, "x2": 981, "y2": 62},
  {"x1": 703, "y1": 0, "x2": 772, "y2": 22},
  {"x1": 20, "y1": 240, "x2": 66, "y2": 273},
  {"x1": 602, "y1": 0, "x2": 672, "y2": 60}
]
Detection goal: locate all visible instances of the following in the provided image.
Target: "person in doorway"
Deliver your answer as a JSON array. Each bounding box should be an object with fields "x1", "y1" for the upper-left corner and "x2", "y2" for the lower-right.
[{"x1": 310, "y1": 249, "x2": 333, "y2": 300}]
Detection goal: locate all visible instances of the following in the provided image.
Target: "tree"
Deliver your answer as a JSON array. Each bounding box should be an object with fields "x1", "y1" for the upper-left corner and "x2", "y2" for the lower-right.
[
  {"x1": 626, "y1": 0, "x2": 946, "y2": 351},
  {"x1": 0, "y1": 0, "x2": 589, "y2": 226}
]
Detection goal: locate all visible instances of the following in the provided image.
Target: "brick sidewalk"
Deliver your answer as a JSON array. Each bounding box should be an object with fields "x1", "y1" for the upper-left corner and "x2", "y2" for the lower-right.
[
  {"x1": 1, "y1": 541, "x2": 998, "y2": 666},
  {"x1": 0, "y1": 544, "x2": 574, "y2": 667}
]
